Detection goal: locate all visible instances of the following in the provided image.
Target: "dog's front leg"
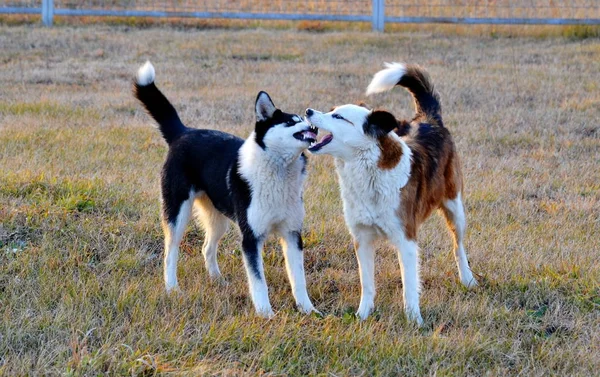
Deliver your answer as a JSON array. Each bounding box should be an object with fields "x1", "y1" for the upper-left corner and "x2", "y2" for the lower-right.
[
  {"x1": 241, "y1": 230, "x2": 274, "y2": 318},
  {"x1": 353, "y1": 227, "x2": 378, "y2": 320},
  {"x1": 280, "y1": 231, "x2": 316, "y2": 314},
  {"x1": 391, "y1": 233, "x2": 424, "y2": 326}
]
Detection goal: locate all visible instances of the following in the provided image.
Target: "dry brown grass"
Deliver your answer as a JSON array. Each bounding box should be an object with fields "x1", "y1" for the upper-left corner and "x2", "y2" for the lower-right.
[
  {"x1": 3, "y1": 12, "x2": 600, "y2": 39},
  {"x1": 0, "y1": 25, "x2": 599, "y2": 376}
]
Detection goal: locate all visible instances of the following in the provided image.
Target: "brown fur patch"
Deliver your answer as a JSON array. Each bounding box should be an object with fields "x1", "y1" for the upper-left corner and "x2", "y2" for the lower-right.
[
  {"x1": 396, "y1": 121, "x2": 463, "y2": 241},
  {"x1": 377, "y1": 135, "x2": 403, "y2": 170},
  {"x1": 444, "y1": 150, "x2": 462, "y2": 200}
]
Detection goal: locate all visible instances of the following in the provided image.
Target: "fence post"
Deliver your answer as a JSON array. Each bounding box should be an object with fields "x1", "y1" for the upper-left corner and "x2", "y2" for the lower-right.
[
  {"x1": 372, "y1": 0, "x2": 384, "y2": 32},
  {"x1": 42, "y1": 0, "x2": 53, "y2": 26}
]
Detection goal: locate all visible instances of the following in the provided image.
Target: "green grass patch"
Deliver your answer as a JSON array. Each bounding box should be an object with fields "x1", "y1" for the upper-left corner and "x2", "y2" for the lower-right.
[
  {"x1": 0, "y1": 101, "x2": 101, "y2": 121},
  {"x1": 561, "y1": 25, "x2": 600, "y2": 39},
  {"x1": 1, "y1": 173, "x2": 104, "y2": 214}
]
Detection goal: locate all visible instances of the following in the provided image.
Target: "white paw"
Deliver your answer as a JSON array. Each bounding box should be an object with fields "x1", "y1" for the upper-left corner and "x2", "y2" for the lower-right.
[
  {"x1": 256, "y1": 306, "x2": 275, "y2": 319},
  {"x1": 406, "y1": 308, "x2": 424, "y2": 326},
  {"x1": 311, "y1": 308, "x2": 324, "y2": 317},
  {"x1": 356, "y1": 303, "x2": 374, "y2": 320},
  {"x1": 210, "y1": 274, "x2": 229, "y2": 287},
  {"x1": 295, "y1": 298, "x2": 317, "y2": 314},
  {"x1": 206, "y1": 266, "x2": 222, "y2": 279},
  {"x1": 298, "y1": 303, "x2": 319, "y2": 315},
  {"x1": 165, "y1": 283, "x2": 181, "y2": 294},
  {"x1": 461, "y1": 272, "x2": 478, "y2": 289}
]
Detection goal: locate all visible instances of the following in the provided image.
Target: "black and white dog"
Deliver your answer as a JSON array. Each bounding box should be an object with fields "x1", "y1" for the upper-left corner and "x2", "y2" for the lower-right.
[{"x1": 133, "y1": 62, "x2": 318, "y2": 317}]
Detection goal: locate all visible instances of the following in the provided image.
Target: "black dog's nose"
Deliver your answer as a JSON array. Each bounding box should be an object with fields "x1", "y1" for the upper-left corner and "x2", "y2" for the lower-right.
[{"x1": 305, "y1": 108, "x2": 314, "y2": 116}]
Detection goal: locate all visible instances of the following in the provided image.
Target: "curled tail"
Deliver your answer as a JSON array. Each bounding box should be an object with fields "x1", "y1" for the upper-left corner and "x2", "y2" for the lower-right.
[
  {"x1": 133, "y1": 61, "x2": 187, "y2": 144},
  {"x1": 366, "y1": 62, "x2": 442, "y2": 126}
]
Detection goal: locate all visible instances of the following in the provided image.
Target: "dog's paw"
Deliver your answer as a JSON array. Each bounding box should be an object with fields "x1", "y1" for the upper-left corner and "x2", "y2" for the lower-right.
[
  {"x1": 256, "y1": 307, "x2": 276, "y2": 319},
  {"x1": 211, "y1": 275, "x2": 229, "y2": 287},
  {"x1": 165, "y1": 284, "x2": 181, "y2": 294},
  {"x1": 296, "y1": 299, "x2": 318, "y2": 315},
  {"x1": 311, "y1": 309, "x2": 324, "y2": 319},
  {"x1": 356, "y1": 304, "x2": 374, "y2": 321},
  {"x1": 298, "y1": 304, "x2": 321, "y2": 316},
  {"x1": 460, "y1": 271, "x2": 478, "y2": 289},
  {"x1": 253, "y1": 297, "x2": 275, "y2": 318},
  {"x1": 405, "y1": 308, "x2": 424, "y2": 327},
  {"x1": 463, "y1": 277, "x2": 478, "y2": 289}
]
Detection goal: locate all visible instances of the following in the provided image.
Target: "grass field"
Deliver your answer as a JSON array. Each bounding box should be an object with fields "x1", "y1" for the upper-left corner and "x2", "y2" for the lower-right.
[{"x1": 1, "y1": 24, "x2": 599, "y2": 375}]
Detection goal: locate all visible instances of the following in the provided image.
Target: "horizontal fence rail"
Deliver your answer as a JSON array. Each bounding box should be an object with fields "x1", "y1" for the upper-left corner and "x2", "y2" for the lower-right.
[
  {"x1": 386, "y1": 0, "x2": 600, "y2": 26},
  {"x1": 1, "y1": 0, "x2": 599, "y2": 30}
]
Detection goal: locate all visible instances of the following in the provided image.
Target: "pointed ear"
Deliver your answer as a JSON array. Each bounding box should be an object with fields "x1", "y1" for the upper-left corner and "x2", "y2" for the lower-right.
[
  {"x1": 364, "y1": 110, "x2": 398, "y2": 138},
  {"x1": 357, "y1": 102, "x2": 371, "y2": 109},
  {"x1": 255, "y1": 91, "x2": 277, "y2": 121}
]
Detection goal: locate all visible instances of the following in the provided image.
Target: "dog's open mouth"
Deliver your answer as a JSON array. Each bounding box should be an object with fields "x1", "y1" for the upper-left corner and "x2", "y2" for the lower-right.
[
  {"x1": 293, "y1": 126, "x2": 318, "y2": 143},
  {"x1": 308, "y1": 133, "x2": 333, "y2": 152}
]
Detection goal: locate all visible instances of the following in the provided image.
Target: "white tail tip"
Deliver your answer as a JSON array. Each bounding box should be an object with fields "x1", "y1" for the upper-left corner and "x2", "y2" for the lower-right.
[
  {"x1": 136, "y1": 61, "x2": 155, "y2": 86},
  {"x1": 365, "y1": 62, "x2": 406, "y2": 96}
]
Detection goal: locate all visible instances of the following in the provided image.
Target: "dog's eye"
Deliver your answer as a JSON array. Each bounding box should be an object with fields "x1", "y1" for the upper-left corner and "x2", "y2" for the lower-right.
[
  {"x1": 284, "y1": 115, "x2": 302, "y2": 127},
  {"x1": 332, "y1": 113, "x2": 344, "y2": 120}
]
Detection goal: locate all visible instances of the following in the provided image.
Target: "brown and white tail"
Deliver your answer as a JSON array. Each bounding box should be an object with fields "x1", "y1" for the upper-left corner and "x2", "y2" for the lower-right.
[{"x1": 366, "y1": 62, "x2": 442, "y2": 125}]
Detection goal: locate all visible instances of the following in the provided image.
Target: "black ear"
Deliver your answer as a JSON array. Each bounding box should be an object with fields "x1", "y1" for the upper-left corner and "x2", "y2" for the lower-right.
[
  {"x1": 364, "y1": 110, "x2": 398, "y2": 138},
  {"x1": 255, "y1": 91, "x2": 277, "y2": 121}
]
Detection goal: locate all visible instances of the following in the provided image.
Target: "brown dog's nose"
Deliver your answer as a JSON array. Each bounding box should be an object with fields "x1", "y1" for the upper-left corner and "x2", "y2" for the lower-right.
[{"x1": 305, "y1": 108, "x2": 314, "y2": 117}]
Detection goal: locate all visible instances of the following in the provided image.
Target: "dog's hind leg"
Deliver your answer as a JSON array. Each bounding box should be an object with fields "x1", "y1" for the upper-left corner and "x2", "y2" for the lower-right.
[
  {"x1": 194, "y1": 195, "x2": 229, "y2": 280},
  {"x1": 241, "y1": 231, "x2": 274, "y2": 318},
  {"x1": 441, "y1": 192, "x2": 478, "y2": 288},
  {"x1": 352, "y1": 226, "x2": 378, "y2": 320},
  {"x1": 162, "y1": 191, "x2": 194, "y2": 293},
  {"x1": 279, "y1": 231, "x2": 316, "y2": 314}
]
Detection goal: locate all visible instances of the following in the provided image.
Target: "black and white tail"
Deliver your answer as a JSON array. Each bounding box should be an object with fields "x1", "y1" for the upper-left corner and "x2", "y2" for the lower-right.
[
  {"x1": 366, "y1": 62, "x2": 442, "y2": 125},
  {"x1": 133, "y1": 61, "x2": 187, "y2": 145}
]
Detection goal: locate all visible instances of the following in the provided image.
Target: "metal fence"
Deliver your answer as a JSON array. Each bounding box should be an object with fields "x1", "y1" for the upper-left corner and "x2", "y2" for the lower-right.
[{"x1": 1, "y1": 0, "x2": 599, "y2": 30}]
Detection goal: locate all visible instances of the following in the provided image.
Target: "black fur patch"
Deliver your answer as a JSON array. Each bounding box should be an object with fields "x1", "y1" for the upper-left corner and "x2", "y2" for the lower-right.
[
  {"x1": 161, "y1": 129, "x2": 244, "y2": 224},
  {"x1": 254, "y1": 109, "x2": 305, "y2": 150},
  {"x1": 241, "y1": 231, "x2": 264, "y2": 280},
  {"x1": 300, "y1": 153, "x2": 307, "y2": 175},
  {"x1": 395, "y1": 120, "x2": 412, "y2": 137},
  {"x1": 255, "y1": 109, "x2": 280, "y2": 149},
  {"x1": 399, "y1": 65, "x2": 443, "y2": 126},
  {"x1": 229, "y1": 161, "x2": 265, "y2": 279},
  {"x1": 134, "y1": 81, "x2": 187, "y2": 145},
  {"x1": 411, "y1": 122, "x2": 448, "y2": 181},
  {"x1": 291, "y1": 231, "x2": 303, "y2": 250},
  {"x1": 363, "y1": 110, "x2": 398, "y2": 138}
]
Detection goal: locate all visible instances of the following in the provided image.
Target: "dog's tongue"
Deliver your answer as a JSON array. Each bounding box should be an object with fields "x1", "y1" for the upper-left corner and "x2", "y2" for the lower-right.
[
  {"x1": 302, "y1": 131, "x2": 317, "y2": 139},
  {"x1": 319, "y1": 134, "x2": 333, "y2": 144}
]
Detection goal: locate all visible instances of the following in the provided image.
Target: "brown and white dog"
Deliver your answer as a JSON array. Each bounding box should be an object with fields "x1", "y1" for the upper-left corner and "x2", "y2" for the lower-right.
[{"x1": 305, "y1": 63, "x2": 477, "y2": 325}]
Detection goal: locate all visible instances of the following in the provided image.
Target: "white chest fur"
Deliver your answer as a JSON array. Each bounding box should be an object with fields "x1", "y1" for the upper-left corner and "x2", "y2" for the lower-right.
[
  {"x1": 335, "y1": 139, "x2": 412, "y2": 233},
  {"x1": 238, "y1": 137, "x2": 306, "y2": 237}
]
